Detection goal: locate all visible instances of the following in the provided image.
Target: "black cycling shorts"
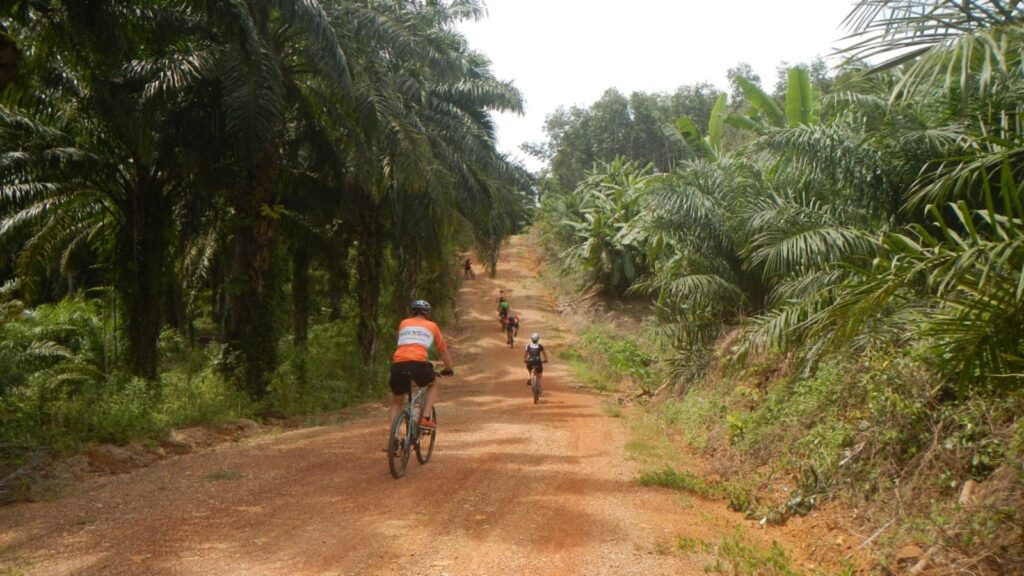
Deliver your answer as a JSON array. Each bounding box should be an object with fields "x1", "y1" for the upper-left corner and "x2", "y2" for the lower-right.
[
  {"x1": 389, "y1": 361, "x2": 436, "y2": 395},
  {"x1": 526, "y1": 359, "x2": 543, "y2": 373}
]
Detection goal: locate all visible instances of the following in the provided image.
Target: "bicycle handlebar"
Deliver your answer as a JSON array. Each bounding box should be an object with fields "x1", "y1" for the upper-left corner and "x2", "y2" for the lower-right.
[{"x1": 431, "y1": 365, "x2": 454, "y2": 377}]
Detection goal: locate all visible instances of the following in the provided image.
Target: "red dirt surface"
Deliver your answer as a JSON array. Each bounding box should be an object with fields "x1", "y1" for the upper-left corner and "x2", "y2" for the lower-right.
[{"x1": 0, "y1": 237, "x2": 841, "y2": 575}]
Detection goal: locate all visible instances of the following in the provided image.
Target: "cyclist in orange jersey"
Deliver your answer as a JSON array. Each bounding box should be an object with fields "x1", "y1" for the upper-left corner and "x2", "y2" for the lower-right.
[{"x1": 389, "y1": 300, "x2": 453, "y2": 436}]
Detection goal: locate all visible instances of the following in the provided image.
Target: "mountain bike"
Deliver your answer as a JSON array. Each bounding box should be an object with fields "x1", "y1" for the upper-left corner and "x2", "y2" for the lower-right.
[
  {"x1": 527, "y1": 362, "x2": 545, "y2": 404},
  {"x1": 387, "y1": 371, "x2": 445, "y2": 479}
]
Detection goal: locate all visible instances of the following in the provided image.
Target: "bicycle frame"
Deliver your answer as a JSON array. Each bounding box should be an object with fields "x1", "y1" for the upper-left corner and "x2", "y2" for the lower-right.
[
  {"x1": 527, "y1": 363, "x2": 541, "y2": 404},
  {"x1": 405, "y1": 386, "x2": 429, "y2": 435},
  {"x1": 388, "y1": 373, "x2": 441, "y2": 478}
]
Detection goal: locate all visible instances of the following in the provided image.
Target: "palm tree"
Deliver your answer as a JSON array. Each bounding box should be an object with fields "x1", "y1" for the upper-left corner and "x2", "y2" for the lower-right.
[
  {"x1": 788, "y1": 0, "x2": 1024, "y2": 385},
  {"x1": 325, "y1": 0, "x2": 525, "y2": 359},
  {"x1": 176, "y1": 0, "x2": 351, "y2": 396},
  {"x1": 0, "y1": 1, "x2": 216, "y2": 379},
  {"x1": 629, "y1": 157, "x2": 762, "y2": 354}
]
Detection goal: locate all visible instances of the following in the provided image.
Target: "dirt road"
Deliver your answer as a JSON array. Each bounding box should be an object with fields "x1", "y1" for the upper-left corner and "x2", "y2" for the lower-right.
[{"x1": 0, "y1": 237, "x2": 791, "y2": 575}]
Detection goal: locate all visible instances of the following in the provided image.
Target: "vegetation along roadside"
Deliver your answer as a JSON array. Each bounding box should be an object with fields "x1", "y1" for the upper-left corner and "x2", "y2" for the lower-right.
[{"x1": 529, "y1": 1, "x2": 1024, "y2": 573}]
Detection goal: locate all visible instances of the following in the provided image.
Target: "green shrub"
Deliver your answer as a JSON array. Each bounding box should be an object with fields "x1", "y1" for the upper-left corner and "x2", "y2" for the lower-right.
[
  {"x1": 640, "y1": 465, "x2": 718, "y2": 497},
  {"x1": 267, "y1": 321, "x2": 388, "y2": 416},
  {"x1": 161, "y1": 368, "x2": 254, "y2": 428},
  {"x1": 659, "y1": 397, "x2": 726, "y2": 449},
  {"x1": 706, "y1": 531, "x2": 801, "y2": 576},
  {"x1": 578, "y1": 328, "x2": 655, "y2": 386},
  {"x1": 561, "y1": 326, "x2": 659, "y2": 393}
]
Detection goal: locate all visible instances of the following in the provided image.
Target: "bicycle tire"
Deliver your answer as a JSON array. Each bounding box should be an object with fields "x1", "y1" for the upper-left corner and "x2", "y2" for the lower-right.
[
  {"x1": 415, "y1": 406, "x2": 436, "y2": 464},
  {"x1": 531, "y1": 373, "x2": 540, "y2": 404},
  {"x1": 507, "y1": 328, "x2": 514, "y2": 348},
  {"x1": 388, "y1": 411, "x2": 411, "y2": 478}
]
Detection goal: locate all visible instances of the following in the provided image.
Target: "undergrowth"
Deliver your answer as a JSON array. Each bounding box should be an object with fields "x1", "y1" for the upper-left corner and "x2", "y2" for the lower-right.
[
  {"x1": 703, "y1": 530, "x2": 802, "y2": 576},
  {"x1": 0, "y1": 299, "x2": 389, "y2": 474},
  {"x1": 560, "y1": 325, "x2": 657, "y2": 393},
  {"x1": 656, "y1": 340, "x2": 1024, "y2": 573},
  {"x1": 669, "y1": 530, "x2": 821, "y2": 576}
]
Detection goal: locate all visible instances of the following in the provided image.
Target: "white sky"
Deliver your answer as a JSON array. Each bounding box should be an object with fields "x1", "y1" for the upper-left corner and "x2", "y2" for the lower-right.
[{"x1": 457, "y1": 0, "x2": 859, "y2": 171}]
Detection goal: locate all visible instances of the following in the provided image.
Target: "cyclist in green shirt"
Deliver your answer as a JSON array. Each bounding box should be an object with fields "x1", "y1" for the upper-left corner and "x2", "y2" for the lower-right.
[{"x1": 497, "y1": 290, "x2": 510, "y2": 328}]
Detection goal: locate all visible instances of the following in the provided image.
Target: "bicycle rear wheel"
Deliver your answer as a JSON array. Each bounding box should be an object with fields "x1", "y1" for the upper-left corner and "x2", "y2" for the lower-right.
[
  {"x1": 507, "y1": 329, "x2": 514, "y2": 348},
  {"x1": 415, "y1": 407, "x2": 436, "y2": 464},
  {"x1": 388, "y1": 411, "x2": 412, "y2": 478}
]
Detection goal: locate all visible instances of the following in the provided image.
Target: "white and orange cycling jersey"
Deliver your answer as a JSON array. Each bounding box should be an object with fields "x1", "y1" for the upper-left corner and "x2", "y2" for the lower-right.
[{"x1": 392, "y1": 316, "x2": 447, "y2": 363}]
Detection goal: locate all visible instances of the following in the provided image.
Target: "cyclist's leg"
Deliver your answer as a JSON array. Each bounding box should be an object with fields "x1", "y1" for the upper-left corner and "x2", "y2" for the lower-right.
[
  {"x1": 387, "y1": 364, "x2": 414, "y2": 448},
  {"x1": 412, "y1": 362, "x2": 438, "y2": 425},
  {"x1": 389, "y1": 394, "x2": 406, "y2": 426},
  {"x1": 421, "y1": 383, "x2": 437, "y2": 423}
]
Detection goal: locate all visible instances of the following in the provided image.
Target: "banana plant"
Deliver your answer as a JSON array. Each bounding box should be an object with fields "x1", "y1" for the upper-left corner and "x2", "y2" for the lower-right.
[
  {"x1": 671, "y1": 93, "x2": 728, "y2": 159},
  {"x1": 560, "y1": 158, "x2": 658, "y2": 294},
  {"x1": 727, "y1": 67, "x2": 821, "y2": 132}
]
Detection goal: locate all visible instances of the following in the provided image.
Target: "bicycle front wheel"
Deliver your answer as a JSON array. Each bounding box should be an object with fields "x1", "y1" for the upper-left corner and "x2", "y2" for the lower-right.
[
  {"x1": 531, "y1": 374, "x2": 540, "y2": 404},
  {"x1": 415, "y1": 406, "x2": 436, "y2": 464},
  {"x1": 388, "y1": 411, "x2": 412, "y2": 478}
]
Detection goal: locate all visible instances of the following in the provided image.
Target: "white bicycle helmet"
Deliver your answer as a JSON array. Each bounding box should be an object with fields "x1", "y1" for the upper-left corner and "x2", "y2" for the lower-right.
[
  {"x1": 410, "y1": 299, "x2": 432, "y2": 316},
  {"x1": 531, "y1": 333, "x2": 540, "y2": 343}
]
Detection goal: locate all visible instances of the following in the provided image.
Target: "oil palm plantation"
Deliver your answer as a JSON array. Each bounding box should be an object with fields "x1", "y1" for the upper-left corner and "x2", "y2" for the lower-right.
[
  {"x1": 326, "y1": 0, "x2": 526, "y2": 359},
  {"x1": 0, "y1": 0, "x2": 528, "y2": 395},
  {"x1": 0, "y1": 1, "x2": 216, "y2": 380}
]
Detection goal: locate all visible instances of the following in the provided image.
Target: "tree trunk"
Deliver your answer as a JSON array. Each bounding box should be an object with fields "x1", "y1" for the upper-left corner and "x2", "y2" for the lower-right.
[
  {"x1": 326, "y1": 233, "x2": 349, "y2": 322},
  {"x1": 210, "y1": 258, "x2": 226, "y2": 342},
  {"x1": 327, "y1": 258, "x2": 346, "y2": 322},
  {"x1": 117, "y1": 175, "x2": 167, "y2": 381},
  {"x1": 393, "y1": 247, "x2": 420, "y2": 318},
  {"x1": 224, "y1": 146, "x2": 281, "y2": 398},
  {"x1": 164, "y1": 266, "x2": 187, "y2": 332},
  {"x1": 0, "y1": 30, "x2": 20, "y2": 92},
  {"x1": 292, "y1": 244, "x2": 309, "y2": 348},
  {"x1": 356, "y1": 213, "x2": 383, "y2": 361}
]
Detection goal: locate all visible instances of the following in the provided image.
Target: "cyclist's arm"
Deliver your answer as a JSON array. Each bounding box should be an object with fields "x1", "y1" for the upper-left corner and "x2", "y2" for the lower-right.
[
  {"x1": 432, "y1": 323, "x2": 454, "y2": 372},
  {"x1": 542, "y1": 349, "x2": 549, "y2": 362},
  {"x1": 439, "y1": 347, "x2": 453, "y2": 371}
]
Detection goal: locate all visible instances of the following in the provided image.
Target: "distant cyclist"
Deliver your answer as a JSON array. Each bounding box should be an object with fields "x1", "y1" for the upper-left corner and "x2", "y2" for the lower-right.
[
  {"x1": 463, "y1": 258, "x2": 475, "y2": 279},
  {"x1": 497, "y1": 290, "x2": 510, "y2": 327},
  {"x1": 389, "y1": 300, "x2": 453, "y2": 443},
  {"x1": 506, "y1": 311, "x2": 520, "y2": 338},
  {"x1": 524, "y1": 333, "x2": 548, "y2": 390}
]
